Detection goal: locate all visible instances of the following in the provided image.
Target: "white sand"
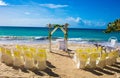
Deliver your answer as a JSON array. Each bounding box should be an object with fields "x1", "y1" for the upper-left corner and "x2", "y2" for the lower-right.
[{"x1": 0, "y1": 43, "x2": 120, "y2": 78}]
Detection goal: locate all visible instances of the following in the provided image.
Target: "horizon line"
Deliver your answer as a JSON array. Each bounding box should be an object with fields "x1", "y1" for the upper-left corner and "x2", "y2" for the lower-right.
[{"x1": 0, "y1": 26, "x2": 106, "y2": 30}]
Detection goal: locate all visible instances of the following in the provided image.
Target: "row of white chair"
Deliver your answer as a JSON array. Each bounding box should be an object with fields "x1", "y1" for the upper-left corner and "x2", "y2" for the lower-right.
[
  {"x1": 74, "y1": 48, "x2": 119, "y2": 69},
  {"x1": 0, "y1": 45, "x2": 47, "y2": 70}
]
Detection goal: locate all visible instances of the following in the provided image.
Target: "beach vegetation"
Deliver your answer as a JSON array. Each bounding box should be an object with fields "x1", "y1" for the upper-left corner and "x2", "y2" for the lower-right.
[{"x1": 104, "y1": 19, "x2": 120, "y2": 33}]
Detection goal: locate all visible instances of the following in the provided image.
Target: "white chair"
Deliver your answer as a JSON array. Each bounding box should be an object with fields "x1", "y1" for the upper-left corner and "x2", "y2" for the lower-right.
[
  {"x1": 76, "y1": 52, "x2": 89, "y2": 69},
  {"x1": 89, "y1": 52, "x2": 100, "y2": 68},
  {"x1": 106, "y1": 51, "x2": 115, "y2": 65},
  {"x1": 108, "y1": 37, "x2": 118, "y2": 48},
  {"x1": 73, "y1": 49, "x2": 83, "y2": 64},
  {"x1": 13, "y1": 49, "x2": 24, "y2": 67},
  {"x1": 112, "y1": 50, "x2": 119, "y2": 63},
  {"x1": 0, "y1": 47, "x2": 6, "y2": 62},
  {"x1": 96, "y1": 52, "x2": 107, "y2": 68},
  {"x1": 36, "y1": 49, "x2": 47, "y2": 70},
  {"x1": 24, "y1": 50, "x2": 35, "y2": 70},
  {"x1": 4, "y1": 48, "x2": 13, "y2": 65}
]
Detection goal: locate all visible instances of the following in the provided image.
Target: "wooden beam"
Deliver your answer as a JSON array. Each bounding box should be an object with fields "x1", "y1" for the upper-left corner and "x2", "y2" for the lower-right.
[
  {"x1": 51, "y1": 27, "x2": 58, "y2": 35},
  {"x1": 60, "y1": 27, "x2": 66, "y2": 34}
]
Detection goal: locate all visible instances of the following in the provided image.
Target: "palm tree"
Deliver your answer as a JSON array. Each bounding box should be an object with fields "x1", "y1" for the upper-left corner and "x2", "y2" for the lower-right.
[{"x1": 104, "y1": 19, "x2": 120, "y2": 33}]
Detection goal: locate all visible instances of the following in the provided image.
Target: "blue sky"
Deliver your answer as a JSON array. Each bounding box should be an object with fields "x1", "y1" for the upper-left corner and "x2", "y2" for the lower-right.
[{"x1": 0, "y1": 0, "x2": 120, "y2": 29}]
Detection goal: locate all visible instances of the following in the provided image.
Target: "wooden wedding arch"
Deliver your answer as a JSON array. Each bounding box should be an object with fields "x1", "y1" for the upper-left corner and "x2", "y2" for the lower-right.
[{"x1": 48, "y1": 23, "x2": 69, "y2": 52}]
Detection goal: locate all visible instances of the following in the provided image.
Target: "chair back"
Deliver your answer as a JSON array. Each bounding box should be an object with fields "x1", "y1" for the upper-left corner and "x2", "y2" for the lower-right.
[
  {"x1": 79, "y1": 52, "x2": 89, "y2": 61},
  {"x1": 108, "y1": 37, "x2": 117, "y2": 47},
  {"x1": 89, "y1": 52, "x2": 100, "y2": 61}
]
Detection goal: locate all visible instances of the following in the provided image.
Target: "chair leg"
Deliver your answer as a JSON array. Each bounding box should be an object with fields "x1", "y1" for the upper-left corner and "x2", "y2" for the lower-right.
[
  {"x1": 76, "y1": 60, "x2": 80, "y2": 69},
  {"x1": 89, "y1": 61, "x2": 96, "y2": 68},
  {"x1": 97, "y1": 60, "x2": 106, "y2": 68}
]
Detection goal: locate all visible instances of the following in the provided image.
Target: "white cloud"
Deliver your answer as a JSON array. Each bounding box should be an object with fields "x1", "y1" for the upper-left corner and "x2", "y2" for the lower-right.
[
  {"x1": 66, "y1": 17, "x2": 81, "y2": 23},
  {"x1": 82, "y1": 20, "x2": 92, "y2": 26},
  {"x1": 94, "y1": 22, "x2": 106, "y2": 26},
  {"x1": 0, "y1": 0, "x2": 7, "y2": 6},
  {"x1": 82, "y1": 20, "x2": 106, "y2": 26},
  {"x1": 66, "y1": 17, "x2": 106, "y2": 27},
  {"x1": 39, "y1": 4, "x2": 68, "y2": 9}
]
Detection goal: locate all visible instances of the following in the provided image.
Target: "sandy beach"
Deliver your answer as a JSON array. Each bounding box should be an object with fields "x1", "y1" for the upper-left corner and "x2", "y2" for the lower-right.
[
  {"x1": 0, "y1": 43, "x2": 120, "y2": 78},
  {"x1": 0, "y1": 0, "x2": 120, "y2": 78}
]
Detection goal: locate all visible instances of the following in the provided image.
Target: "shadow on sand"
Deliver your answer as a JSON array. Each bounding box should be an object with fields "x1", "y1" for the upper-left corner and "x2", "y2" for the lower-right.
[
  {"x1": 50, "y1": 49, "x2": 74, "y2": 58},
  {"x1": 31, "y1": 61, "x2": 59, "y2": 77},
  {"x1": 5, "y1": 61, "x2": 59, "y2": 77},
  {"x1": 46, "y1": 61, "x2": 56, "y2": 68},
  {"x1": 84, "y1": 62, "x2": 120, "y2": 76},
  {"x1": 43, "y1": 67, "x2": 59, "y2": 77}
]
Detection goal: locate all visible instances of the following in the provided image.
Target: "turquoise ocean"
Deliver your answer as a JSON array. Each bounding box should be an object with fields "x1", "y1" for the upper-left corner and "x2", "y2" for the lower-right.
[{"x1": 0, "y1": 26, "x2": 120, "y2": 44}]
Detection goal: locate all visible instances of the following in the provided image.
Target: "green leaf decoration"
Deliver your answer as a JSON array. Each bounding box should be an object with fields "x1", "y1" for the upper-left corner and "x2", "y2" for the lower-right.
[{"x1": 104, "y1": 19, "x2": 120, "y2": 33}]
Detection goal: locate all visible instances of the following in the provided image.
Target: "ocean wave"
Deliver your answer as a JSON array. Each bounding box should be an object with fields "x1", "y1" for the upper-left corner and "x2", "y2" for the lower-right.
[
  {"x1": 68, "y1": 38, "x2": 82, "y2": 41},
  {"x1": 0, "y1": 36, "x2": 104, "y2": 43},
  {"x1": 0, "y1": 36, "x2": 48, "y2": 40}
]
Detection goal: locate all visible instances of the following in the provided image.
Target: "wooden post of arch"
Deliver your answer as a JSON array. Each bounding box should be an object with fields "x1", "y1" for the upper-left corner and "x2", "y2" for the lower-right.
[
  {"x1": 48, "y1": 24, "x2": 52, "y2": 52},
  {"x1": 64, "y1": 23, "x2": 69, "y2": 52}
]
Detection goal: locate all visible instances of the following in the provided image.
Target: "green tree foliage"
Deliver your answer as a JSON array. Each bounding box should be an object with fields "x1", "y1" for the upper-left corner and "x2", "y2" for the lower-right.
[{"x1": 104, "y1": 19, "x2": 120, "y2": 33}]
